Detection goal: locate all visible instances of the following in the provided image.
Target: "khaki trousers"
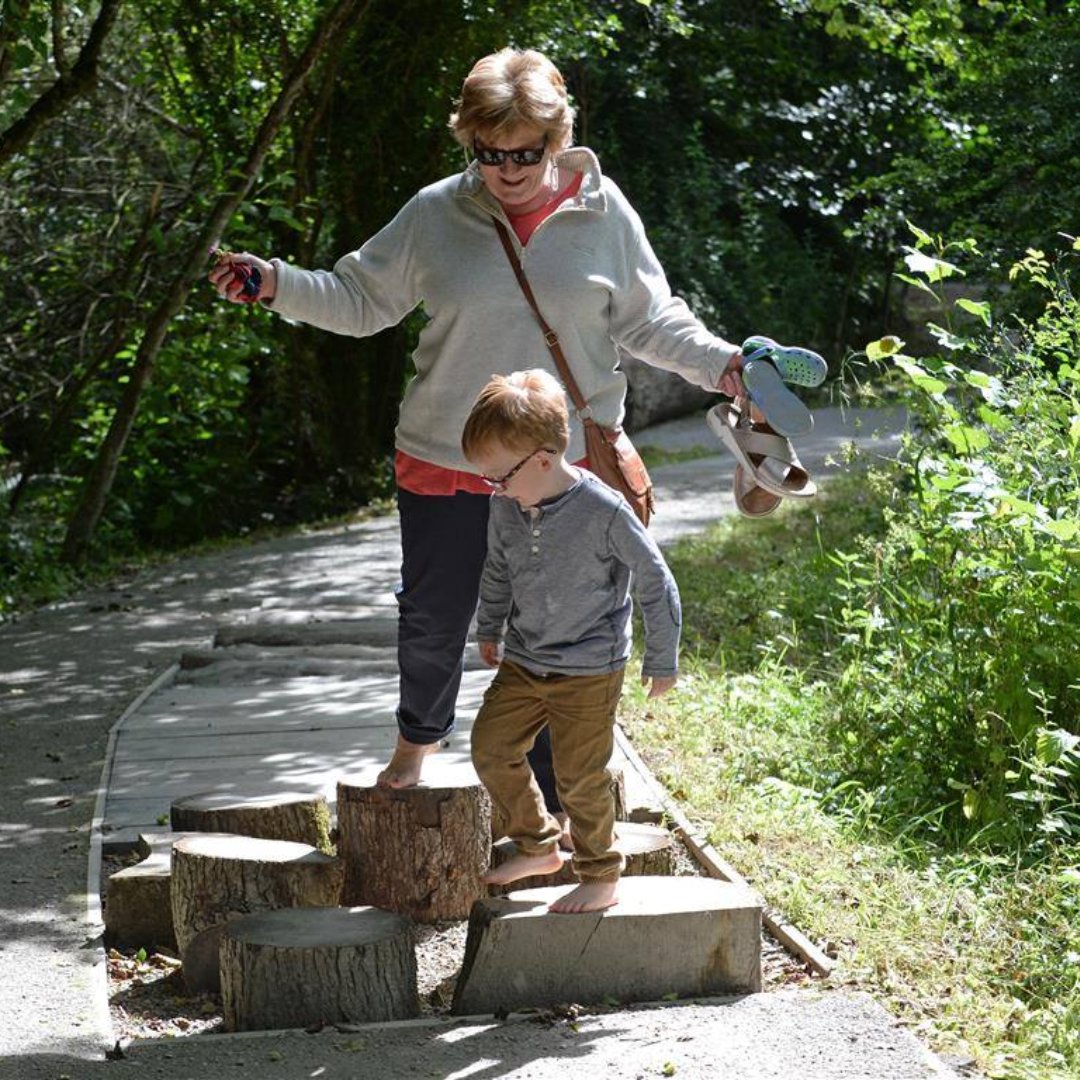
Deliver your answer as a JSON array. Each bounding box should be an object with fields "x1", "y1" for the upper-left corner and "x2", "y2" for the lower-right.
[{"x1": 471, "y1": 660, "x2": 626, "y2": 882}]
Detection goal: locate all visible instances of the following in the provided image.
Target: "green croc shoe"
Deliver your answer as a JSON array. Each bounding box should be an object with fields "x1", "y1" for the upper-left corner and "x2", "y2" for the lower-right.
[{"x1": 741, "y1": 336, "x2": 827, "y2": 388}]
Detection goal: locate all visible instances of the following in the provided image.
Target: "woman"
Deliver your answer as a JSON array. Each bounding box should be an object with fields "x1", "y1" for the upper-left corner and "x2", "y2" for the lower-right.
[{"x1": 211, "y1": 47, "x2": 744, "y2": 804}]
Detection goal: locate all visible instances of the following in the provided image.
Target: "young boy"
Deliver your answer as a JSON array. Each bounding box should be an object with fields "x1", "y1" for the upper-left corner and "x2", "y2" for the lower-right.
[{"x1": 461, "y1": 369, "x2": 680, "y2": 914}]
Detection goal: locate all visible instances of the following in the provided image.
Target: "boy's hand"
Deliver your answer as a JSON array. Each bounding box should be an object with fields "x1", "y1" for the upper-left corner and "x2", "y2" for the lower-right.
[
  {"x1": 478, "y1": 640, "x2": 502, "y2": 668},
  {"x1": 642, "y1": 674, "x2": 678, "y2": 698}
]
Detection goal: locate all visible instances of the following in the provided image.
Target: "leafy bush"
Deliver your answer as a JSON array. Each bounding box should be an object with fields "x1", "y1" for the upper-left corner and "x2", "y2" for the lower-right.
[{"x1": 823, "y1": 228, "x2": 1080, "y2": 848}]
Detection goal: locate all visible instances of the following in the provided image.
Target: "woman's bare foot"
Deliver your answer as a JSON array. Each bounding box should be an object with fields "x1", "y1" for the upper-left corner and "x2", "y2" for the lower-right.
[
  {"x1": 376, "y1": 736, "x2": 439, "y2": 788},
  {"x1": 549, "y1": 880, "x2": 619, "y2": 914},
  {"x1": 482, "y1": 848, "x2": 563, "y2": 886}
]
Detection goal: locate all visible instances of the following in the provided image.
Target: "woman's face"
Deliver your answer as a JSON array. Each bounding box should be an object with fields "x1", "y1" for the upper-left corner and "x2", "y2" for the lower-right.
[{"x1": 474, "y1": 122, "x2": 554, "y2": 212}]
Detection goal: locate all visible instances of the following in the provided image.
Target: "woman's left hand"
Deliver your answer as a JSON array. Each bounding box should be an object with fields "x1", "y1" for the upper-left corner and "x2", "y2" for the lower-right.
[{"x1": 716, "y1": 351, "x2": 745, "y2": 398}]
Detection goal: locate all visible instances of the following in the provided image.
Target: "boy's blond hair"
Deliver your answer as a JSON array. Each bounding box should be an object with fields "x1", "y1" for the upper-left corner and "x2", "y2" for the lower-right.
[{"x1": 462, "y1": 369, "x2": 570, "y2": 460}]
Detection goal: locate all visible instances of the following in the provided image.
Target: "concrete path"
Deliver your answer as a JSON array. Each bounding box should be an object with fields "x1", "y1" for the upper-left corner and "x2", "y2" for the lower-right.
[{"x1": 0, "y1": 405, "x2": 961, "y2": 1080}]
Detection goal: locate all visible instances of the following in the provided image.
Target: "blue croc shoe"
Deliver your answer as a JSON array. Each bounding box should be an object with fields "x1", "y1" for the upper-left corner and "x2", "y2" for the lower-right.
[
  {"x1": 741, "y1": 357, "x2": 814, "y2": 437},
  {"x1": 741, "y1": 336, "x2": 827, "y2": 388}
]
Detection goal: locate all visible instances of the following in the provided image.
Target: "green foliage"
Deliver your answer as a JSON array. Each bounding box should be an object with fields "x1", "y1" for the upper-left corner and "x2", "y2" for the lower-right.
[{"x1": 824, "y1": 230, "x2": 1080, "y2": 848}]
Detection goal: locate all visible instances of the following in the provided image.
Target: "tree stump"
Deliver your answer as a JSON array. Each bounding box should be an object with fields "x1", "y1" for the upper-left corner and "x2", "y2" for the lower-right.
[
  {"x1": 337, "y1": 780, "x2": 491, "y2": 923},
  {"x1": 170, "y1": 791, "x2": 333, "y2": 853},
  {"x1": 105, "y1": 849, "x2": 174, "y2": 949},
  {"x1": 491, "y1": 766, "x2": 628, "y2": 840},
  {"x1": 104, "y1": 831, "x2": 201, "y2": 950},
  {"x1": 220, "y1": 906, "x2": 418, "y2": 1031},
  {"x1": 488, "y1": 821, "x2": 677, "y2": 894},
  {"x1": 452, "y1": 876, "x2": 763, "y2": 1015},
  {"x1": 171, "y1": 833, "x2": 344, "y2": 992}
]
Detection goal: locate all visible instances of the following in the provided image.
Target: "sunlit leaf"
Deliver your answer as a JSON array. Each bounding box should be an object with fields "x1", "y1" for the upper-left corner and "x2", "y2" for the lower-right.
[
  {"x1": 903, "y1": 247, "x2": 964, "y2": 283},
  {"x1": 955, "y1": 298, "x2": 991, "y2": 326},
  {"x1": 1036, "y1": 728, "x2": 1080, "y2": 766},
  {"x1": 894, "y1": 356, "x2": 948, "y2": 395},
  {"x1": 865, "y1": 336, "x2": 906, "y2": 361},
  {"x1": 906, "y1": 222, "x2": 933, "y2": 247},
  {"x1": 894, "y1": 272, "x2": 939, "y2": 297},
  {"x1": 1039, "y1": 518, "x2": 1080, "y2": 542},
  {"x1": 942, "y1": 423, "x2": 990, "y2": 455},
  {"x1": 926, "y1": 323, "x2": 966, "y2": 351}
]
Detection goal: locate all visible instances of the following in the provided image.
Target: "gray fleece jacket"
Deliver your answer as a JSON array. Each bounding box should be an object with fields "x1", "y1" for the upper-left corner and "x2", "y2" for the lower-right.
[
  {"x1": 477, "y1": 472, "x2": 681, "y2": 678},
  {"x1": 268, "y1": 147, "x2": 738, "y2": 472}
]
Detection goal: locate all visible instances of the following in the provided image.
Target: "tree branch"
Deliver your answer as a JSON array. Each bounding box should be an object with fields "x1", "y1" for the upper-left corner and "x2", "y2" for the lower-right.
[{"x1": 0, "y1": 0, "x2": 122, "y2": 169}]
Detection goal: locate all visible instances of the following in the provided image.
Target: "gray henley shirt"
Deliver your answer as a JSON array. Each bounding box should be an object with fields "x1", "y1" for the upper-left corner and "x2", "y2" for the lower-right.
[{"x1": 476, "y1": 472, "x2": 681, "y2": 677}]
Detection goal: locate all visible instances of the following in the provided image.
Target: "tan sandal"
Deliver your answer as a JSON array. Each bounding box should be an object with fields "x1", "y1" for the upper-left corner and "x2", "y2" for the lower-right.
[
  {"x1": 733, "y1": 463, "x2": 781, "y2": 517},
  {"x1": 708, "y1": 399, "x2": 817, "y2": 500}
]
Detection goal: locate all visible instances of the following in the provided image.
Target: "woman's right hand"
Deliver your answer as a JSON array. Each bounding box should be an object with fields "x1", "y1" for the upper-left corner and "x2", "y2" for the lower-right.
[{"x1": 208, "y1": 251, "x2": 276, "y2": 304}]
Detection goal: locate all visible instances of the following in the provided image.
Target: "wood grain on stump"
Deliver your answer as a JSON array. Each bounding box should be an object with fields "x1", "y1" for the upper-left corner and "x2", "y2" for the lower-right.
[
  {"x1": 221, "y1": 906, "x2": 418, "y2": 1031},
  {"x1": 488, "y1": 821, "x2": 677, "y2": 893},
  {"x1": 337, "y1": 780, "x2": 491, "y2": 923},
  {"x1": 170, "y1": 791, "x2": 332, "y2": 852},
  {"x1": 171, "y1": 833, "x2": 343, "y2": 993}
]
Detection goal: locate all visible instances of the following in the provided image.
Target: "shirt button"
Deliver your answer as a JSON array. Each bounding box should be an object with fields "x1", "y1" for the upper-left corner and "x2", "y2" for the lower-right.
[
  {"x1": 532, "y1": 529, "x2": 541, "y2": 537},
  {"x1": 531, "y1": 545, "x2": 539, "y2": 553}
]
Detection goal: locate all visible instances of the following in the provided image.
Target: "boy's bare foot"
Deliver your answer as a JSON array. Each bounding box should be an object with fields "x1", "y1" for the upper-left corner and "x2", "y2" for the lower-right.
[
  {"x1": 482, "y1": 848, "x2": 563, "y2": 885},
  {"x1": 376, "y1": 736, "x2": 439, "y2": 788},
  {"x1": 549, "y1": 880, "x2": 619, "y2": 914}
]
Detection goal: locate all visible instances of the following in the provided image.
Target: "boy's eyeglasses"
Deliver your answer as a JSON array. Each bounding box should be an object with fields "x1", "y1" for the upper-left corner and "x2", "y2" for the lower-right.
[
  {"x1": 473, "y1": 141, "x2": 547, "y2": 167},
  {"x1": 481, "y1": 448, "x2": 554, "y2": 491}
]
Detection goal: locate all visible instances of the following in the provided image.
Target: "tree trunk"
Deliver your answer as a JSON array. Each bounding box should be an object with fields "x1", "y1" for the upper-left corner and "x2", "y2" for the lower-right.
[
  {"x1": 170, "y1": 791, "x2": 333, "y2": 853},
  {"x1": 221, "y1": 906, "x2": 418, "y2": 1031},
  {"x1": 170, "y1": 833, "x2": 344, "y2": 993},
  {"x1": 60, "y1": 0, "x2": 371, "y2": 563},
  {"x1": 337, "y1": 780, "x2": 491, "y2": 923}
]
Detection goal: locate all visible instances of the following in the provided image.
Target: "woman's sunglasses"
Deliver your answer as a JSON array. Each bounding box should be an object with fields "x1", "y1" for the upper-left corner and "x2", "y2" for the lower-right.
[{"x1": 473, "y1": 141, "x2": 547, "y2": 167}]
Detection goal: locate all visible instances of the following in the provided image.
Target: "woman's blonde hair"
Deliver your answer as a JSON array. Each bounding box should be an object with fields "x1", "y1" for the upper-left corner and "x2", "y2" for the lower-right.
[
  {"x1": 449, "y1": 48, "x2": 574, "y2": 152},
  {"x1": 462, "y1": 369, "x2": 570, "y2": 460}
]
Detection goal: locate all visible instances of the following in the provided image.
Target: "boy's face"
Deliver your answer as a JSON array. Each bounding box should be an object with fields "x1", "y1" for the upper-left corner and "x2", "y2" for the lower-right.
[{"x1": 474, "y1": 443, "x2": 554, "y2": 508}]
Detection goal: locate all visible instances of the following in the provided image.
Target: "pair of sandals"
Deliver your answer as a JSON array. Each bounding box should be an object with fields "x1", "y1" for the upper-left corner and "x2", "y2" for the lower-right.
[{"x1": 709, "y1": 337, "x2": 827, "y2": 518}]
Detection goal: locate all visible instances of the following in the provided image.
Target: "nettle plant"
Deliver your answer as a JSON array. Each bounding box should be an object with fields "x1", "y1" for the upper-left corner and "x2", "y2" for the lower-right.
[{"x1": 831, "y1": 224, "x2": 1080, "y2": 847}]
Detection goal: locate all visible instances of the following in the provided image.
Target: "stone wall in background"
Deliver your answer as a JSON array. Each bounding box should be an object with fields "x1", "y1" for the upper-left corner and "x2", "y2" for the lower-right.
[{"x1": 620, "y1": 350, "x2": 713, "y2": 433}]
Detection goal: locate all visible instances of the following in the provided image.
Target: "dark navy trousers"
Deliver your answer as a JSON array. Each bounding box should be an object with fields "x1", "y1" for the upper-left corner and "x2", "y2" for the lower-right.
[{"x1": 395, "y1": 488, "x2": 561, "y2": 812}]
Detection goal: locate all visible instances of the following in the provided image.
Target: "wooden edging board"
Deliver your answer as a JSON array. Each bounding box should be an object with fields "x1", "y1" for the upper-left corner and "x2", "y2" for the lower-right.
[{"x1": 613, "y1": 724, "x2": 835, "y2": 978}]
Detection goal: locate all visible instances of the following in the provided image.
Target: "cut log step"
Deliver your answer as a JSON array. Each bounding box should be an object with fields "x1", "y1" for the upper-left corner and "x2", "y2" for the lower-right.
[
  {"x1": 104, "y1": 847, "x2": 172, "y2": 949},
  {"x1": 220, "y1": 906, "x2": 418, "y2": 1032},
  {"x1": 338, "y1": 772, "x2": 491, "y2": 923},
  {"x1": 171, "y1": 833, "x2": 344, "y2": 993},
  {"x1": 104, "y1": 830, "x2": 205, "y2": 949},
  {"x1": 452, "y1": 876, "x2": 762, "y2": 1015},
  {"x1": 170, "y1": 790, "x2": 333, "y2": 852},
  {"x1": 488, "y1": 821, "x2": 677, "y2": 893}
]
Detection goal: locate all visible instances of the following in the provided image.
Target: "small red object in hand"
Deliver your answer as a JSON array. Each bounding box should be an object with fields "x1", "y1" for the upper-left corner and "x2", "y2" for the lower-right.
[{"x1": 211, "y1": 247, "x2": 262, "y2": 302}]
